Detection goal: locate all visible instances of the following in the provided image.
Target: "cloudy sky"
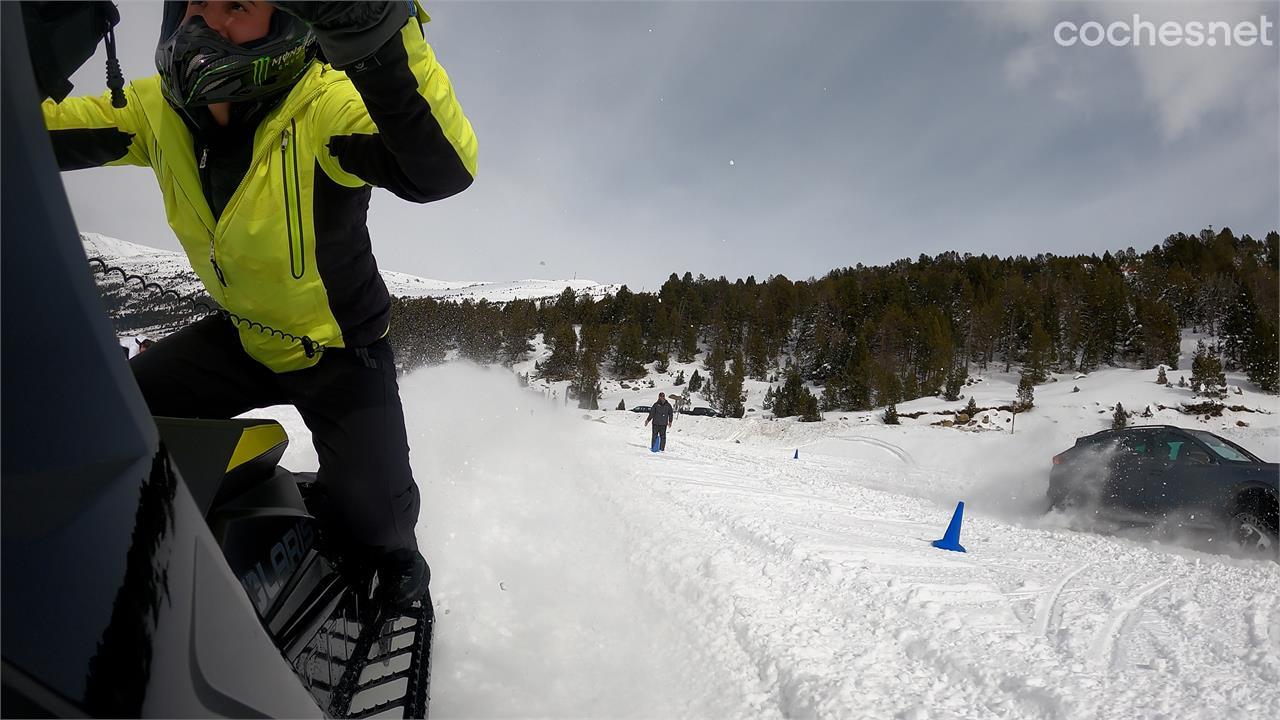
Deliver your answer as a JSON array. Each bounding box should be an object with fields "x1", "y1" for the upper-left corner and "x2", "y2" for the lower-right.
[{"x1": 63, "y1": 0, "x2": 1279, "y2": 289}]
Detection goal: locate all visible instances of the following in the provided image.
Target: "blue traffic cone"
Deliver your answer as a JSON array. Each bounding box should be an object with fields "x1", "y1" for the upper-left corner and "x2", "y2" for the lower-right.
[
  {"x1": 931, "y1": 501, "x2": 967, "y2": 553},
  {"x1": 793, "y1": 449, "x2": 799, "y2": 459},
  {"x1": 651, "y1": 436, "x2": 661, "y2": 453}
]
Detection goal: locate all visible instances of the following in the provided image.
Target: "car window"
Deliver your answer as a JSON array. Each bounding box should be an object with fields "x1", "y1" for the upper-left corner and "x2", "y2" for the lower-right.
[
  {"x1": 1118, "y1": 431, "x2": 1154, "y2": 456},
  {"x1": 1186, "y1": 430, "x2": 1259, "y2": 463},
  {"x1": 1151, "y1": 432, "x2": 1189, "y2": 462}
]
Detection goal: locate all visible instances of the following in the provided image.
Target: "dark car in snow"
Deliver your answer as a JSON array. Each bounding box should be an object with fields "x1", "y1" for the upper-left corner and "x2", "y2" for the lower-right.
[
  {"x1": 684, "y1": 406, "x2": 723, "y2": 418},
  {"x1": 1048, "y1": 425, "x2": 1278, "y2": 556},
  {"x1": 630, "y1": 405, "x2": 651, "y2": 413}
]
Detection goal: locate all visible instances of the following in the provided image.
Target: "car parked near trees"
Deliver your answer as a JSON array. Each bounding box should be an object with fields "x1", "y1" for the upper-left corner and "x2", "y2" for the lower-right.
[{"x1": 1048, "y1": 425, "x2": 1278, "y2": 557}]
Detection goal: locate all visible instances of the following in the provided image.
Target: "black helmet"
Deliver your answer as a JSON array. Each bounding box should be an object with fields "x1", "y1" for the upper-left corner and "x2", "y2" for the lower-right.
[{"x1": 155, "y1": 1, "x2": 317, "y2": 110}]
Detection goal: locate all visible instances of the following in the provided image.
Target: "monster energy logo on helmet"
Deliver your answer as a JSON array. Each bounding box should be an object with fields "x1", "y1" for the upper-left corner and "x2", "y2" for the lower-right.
[{"x1": 251, "y1": 56, "x2": 271, "y2": 85}]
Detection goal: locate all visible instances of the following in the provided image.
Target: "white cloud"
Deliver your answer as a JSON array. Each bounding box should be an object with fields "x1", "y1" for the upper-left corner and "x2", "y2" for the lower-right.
[
  {"x1": 974, "y1": 1, "x2": 1278, "y2": 141},
  {"x1": 1004, "y1": 42, "x2": 1054, "y2": 87}
]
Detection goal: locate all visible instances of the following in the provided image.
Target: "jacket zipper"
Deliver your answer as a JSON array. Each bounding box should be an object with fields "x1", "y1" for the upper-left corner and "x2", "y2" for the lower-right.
[
  {"x1": 198, "y1": 146, "x2": 228, "y2": 286},
  {"x1": 281, "y1": 131, "x2": 294, "y2": 272},
  {"x1": 279, "y1": 121, "x2": 306, "y2": 279},
  {"x1": 290, "y1": 120, "x2": 305, "y2": 279}
]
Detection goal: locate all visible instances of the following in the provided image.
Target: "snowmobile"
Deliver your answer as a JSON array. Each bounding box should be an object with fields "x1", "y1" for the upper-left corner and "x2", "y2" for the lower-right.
[
  {"x1": 159, "y1": 415, "x2": 436, "y2": 719},
  {"x1": 2, "y1": 3, "x2": 434, "y2": 716}
]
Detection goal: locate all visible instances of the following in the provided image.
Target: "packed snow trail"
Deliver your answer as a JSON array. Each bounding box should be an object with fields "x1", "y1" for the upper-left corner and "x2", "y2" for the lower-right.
[{"x1": 251, "y1": 364, "x2": 1280, "y2": 719}]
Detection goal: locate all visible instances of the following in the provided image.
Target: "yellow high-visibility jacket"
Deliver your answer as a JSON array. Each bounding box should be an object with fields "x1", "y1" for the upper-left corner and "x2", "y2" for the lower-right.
[{"x1": 43, "y1": 17, "x2": 477, "y2": 372}]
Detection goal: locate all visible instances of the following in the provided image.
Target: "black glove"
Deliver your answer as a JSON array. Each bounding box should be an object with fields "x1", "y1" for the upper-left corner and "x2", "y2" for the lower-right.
[{"x1": 271, "y1": 1, "x2": 412, "y2": 70}]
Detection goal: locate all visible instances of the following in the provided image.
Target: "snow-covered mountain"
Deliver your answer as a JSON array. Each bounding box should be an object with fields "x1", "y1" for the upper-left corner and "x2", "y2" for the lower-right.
[{"x1": 82, "y1": 231, "x2": 618, "y2": 304}]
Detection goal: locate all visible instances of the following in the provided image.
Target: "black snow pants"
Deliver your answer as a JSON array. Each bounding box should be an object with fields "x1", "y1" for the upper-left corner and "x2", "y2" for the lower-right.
[
  {"x1": 650, "y1": 424, "x2": 668, "y2": 451},
  {"x1": 131, "y1": 314, "x2": 419, "y2": 556}
]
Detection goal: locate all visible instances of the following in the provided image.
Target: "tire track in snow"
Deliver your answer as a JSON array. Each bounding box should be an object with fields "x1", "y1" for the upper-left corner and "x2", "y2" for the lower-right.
[
  {"x1": 1087, "y1": 578, "x2": 1170, "y2": 672},
  {"x1": 1248, "y1": 598, "x2": 1276, "y2": 652},
  {"x1": 1033, "y1": 562, "x2": 1093, "y2": 638},
  {"x1": 821, "y1": 435, "x2": 919, "y2": 467},
  {"x1": 648, "y1": 441, "x2": 1078, "y2": 717}
]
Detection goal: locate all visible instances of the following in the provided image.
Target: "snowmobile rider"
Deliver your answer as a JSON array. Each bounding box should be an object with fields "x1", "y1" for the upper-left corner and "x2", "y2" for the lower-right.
[
  {"x1": 41, "y1": 0, "x2": 477, "y2": 608},
  {"x1": 644, "y1": 392, "x2": 675, "y2": 451}
]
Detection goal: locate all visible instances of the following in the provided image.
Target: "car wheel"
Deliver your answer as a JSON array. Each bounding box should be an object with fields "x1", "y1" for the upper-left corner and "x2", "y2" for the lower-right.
[{"x1": 1230, "y1": 511, "x2": 1278, "y2": 558}]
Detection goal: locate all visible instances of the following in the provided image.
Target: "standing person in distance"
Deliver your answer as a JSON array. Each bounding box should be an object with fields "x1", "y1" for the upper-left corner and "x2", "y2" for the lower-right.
[{"x1": 644, "y1": 392, "x2": 675, "y2": 452}]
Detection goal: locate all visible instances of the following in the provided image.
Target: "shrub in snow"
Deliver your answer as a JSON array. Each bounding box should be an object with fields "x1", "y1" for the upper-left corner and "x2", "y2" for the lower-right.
[
  {"x1": 1015, "y1": 373, "x2": 1035, "y2": 411},
  {"x1": 616, "y1": 399, "x2": 625, "y2": 411},
  {"x1": 1157, "y1": 366, "x2": 1168, "y2": 385},
  {"x1": 964, "y1": 397, "x2": 978, "y2": 417},
  {"x1": 1190, "y1": 341, "x2": 1226, "y2": 398},
  {"x1": 654, "y1": 356, "x2": 670, "y2": 373},
  {"x1": 1112, "y1": 403, "x2": 1128, "y2": 429},
  {"x1": 1072, "y1": 386, "x2": 1080, "y2": 393},
  {"x1": 673, "y1": 370, "x2": 685, "y2": 386},
  {"x1": 882, "y1": 404, "x2": 899, "y2": 425},
  {"x1": 688, "y1": 370, "x2": 703, "y2": 392}
]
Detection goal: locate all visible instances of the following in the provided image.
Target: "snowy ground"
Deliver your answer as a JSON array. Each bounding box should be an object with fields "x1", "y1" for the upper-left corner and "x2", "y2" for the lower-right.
[{"x1": 247, "y1": 358, "x2": 1280, "y2": 719}]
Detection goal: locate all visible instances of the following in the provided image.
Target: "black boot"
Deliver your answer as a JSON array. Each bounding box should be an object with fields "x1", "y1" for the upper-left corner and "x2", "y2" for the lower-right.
[{"x1": 377, "y1": 548, "x2": 431, "y2": 609}]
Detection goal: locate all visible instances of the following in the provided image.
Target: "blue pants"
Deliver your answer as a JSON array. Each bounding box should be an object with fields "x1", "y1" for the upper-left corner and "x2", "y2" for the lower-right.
[{"x1": 650, "y1": 424, "x2": 668, "y2": 451}]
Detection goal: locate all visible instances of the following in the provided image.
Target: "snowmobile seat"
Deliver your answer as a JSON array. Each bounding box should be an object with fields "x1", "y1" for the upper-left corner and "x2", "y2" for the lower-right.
[{"x1": 154, "y1": 416, "x2": 300, "y2": 517}]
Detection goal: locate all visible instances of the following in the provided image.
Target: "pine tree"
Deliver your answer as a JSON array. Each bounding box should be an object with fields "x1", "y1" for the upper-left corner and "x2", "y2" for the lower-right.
[
  {"x1": 572, "y1": 350, "x2": 601, "y2": 410},
  {"x1": 540, "y1": 321, "x2": 577, "y2": 380},
  {"x1": 744, "y1": 313, "x2": 771, "y2": 379},
  {"x1": 1190, "y1": 340, "x2": 1226, "y2": 397},
  {"x1": 677, "y1": 322, "x2": 699, "y2": 364},
  {"x1": 616, "y1": 398, "x2": 626, "y2": 411},
  {"x1": 943, "y1": 367, "x2": 965, "y2": 402},
  {"x1": 799, "y1": 390, "x2": 822, "y2": 422},
  {"x1": 1236, "y1": 287, "x2": 1280, "y2": 392},
  {"x1": 655, "y1": 356, "x2": 670, "y2": 374},
  {"x1": 1016, "y1": 371, "x2": 1035, "y2": 411},
  {"x1": 1137, "y1": 300, "x2": 1180, "y2": 370},
  {"x1": 963, "y1": 396, "x2": 978, "y2": 418},
  {"x1": 1112, "y1": 402, "x2": 1128, "y2": 429},
  {"x1": 718, "y1": 353, "x2": 747, "y2": 418},
  {"x1": 612, "y1": 323, "x2": 647, "y2": 379},
  {"x1": 1156, "y1": 366, "x2": 1168, "y2": 385},
  {"x1": 501, "y1": 299, "x2": 538, "y2": 364},
  {"x1": 882, "y1": 403, "x2": 899, "y2": 425},
  {"x1": 674, "y1": 369, "x2": 686, "y2": 386},
  {"x1": 688, "y1": 369, "x2": 703, "y2": 393},
  {"x1": 762, "y1": 386, "x2": 776, "y2": 410},
  {"x1": 773, "y1": 363, "x2": 819, "y2": 419},
  {"x1": 1025, "y1": 320, "x2": 1051, "y2": 384}
]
